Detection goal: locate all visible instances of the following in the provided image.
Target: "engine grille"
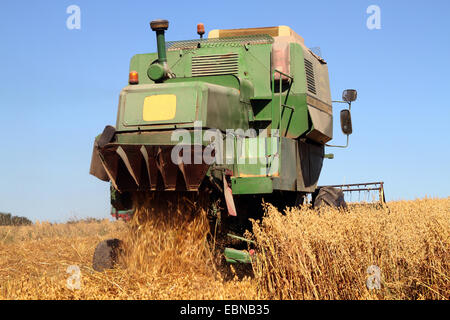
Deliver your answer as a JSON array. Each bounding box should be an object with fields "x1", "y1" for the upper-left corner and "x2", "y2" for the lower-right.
[
  {"x1": 304, "y1": 59, "x2": 317, "y2": 94},
  {"x1": 191, "y1": 53, "x2": 239, "y2": 77},
  {"x1": 166, "y1": 34, "x2": 273, "y2": 51}
]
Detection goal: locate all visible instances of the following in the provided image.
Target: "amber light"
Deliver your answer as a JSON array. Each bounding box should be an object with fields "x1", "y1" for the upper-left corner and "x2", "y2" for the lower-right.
[
  {"x1": 129, "y1": 71, "x2": 139, "y2": 84},
  {"x1": 197, "y1": 23, "x2": 205, "y2": 38}
]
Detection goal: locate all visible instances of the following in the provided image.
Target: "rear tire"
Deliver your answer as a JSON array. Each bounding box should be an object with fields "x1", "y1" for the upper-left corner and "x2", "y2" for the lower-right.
[{"x1": 92, "y1": 239, "x2": 123, "y2": 272}]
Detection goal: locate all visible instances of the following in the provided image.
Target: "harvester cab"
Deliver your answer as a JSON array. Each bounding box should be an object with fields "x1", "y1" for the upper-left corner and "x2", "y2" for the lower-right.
[{"x1": 89, "y1": 20, "x2": 364, "y2": 268}]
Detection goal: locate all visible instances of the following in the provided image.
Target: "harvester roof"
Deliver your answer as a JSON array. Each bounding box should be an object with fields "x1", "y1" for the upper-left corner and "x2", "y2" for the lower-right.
[
  {"x1": 208, "y1": 25, "x2": 305, "y2": 45},
  {"x1": 207, "y1": 25, "x2": 324, "y2": 62}
]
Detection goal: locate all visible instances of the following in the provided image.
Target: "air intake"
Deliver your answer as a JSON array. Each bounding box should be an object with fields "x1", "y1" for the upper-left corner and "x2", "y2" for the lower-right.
[
  {"x1": 192, "y1": 53, "x2": 239, "y2": 77},
  {"x1": 304, "y1": 59, "x2": 316, "y2": 95}
]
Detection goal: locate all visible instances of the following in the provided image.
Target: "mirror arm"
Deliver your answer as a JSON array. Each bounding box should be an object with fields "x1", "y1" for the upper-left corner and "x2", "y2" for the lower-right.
[
  {"x1": 327, "y1": 100, "x2": 353, "y2": 148},
  {"x1": 332, "y1": 100, "x2": 348, "y2": 104},
  {"x1": 325, "y1": 135, "x2": 349, "y2": 149},
  {"x1": 332, "y1": 101, "x2": 352, "y2": 110}
]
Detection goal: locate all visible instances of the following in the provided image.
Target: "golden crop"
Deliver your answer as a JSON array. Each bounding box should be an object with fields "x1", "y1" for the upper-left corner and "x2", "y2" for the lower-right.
[{"x1": 0, "y1": 197, "x2": 448, "y2": 300}]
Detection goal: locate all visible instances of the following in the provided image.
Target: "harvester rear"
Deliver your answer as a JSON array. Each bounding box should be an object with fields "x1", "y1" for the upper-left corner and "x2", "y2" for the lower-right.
[{"x1": 89, "y1": 20, "x2": 361, "y2": 270}]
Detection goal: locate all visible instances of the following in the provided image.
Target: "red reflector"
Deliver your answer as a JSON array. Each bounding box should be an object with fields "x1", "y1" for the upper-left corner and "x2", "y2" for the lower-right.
[{"x1": 129, "y1": 71, "x2": 139, "y2": 84}]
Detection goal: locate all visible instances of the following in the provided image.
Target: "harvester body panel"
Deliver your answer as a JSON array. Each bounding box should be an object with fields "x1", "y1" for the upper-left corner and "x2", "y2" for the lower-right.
[
  {"x1": 117, "y1": 81, "x2": 248, "y2": 131},
  {"x1": 90, "y1": 25, "x2": 334, "y2": 209}
]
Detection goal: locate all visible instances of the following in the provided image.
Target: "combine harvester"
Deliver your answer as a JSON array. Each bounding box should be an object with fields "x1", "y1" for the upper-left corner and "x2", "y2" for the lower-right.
[{"x1": 89, "y1": 20, "x2": 383, "y2": 269}]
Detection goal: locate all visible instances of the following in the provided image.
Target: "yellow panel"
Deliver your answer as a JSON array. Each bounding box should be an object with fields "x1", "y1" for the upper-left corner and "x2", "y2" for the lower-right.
[
  {"x1": 207, "y1": 25, "x2": 304, "y2": 44},
  {"x1": 208, "y1": 29, "x2": 220, "y2": 38},
  {"x1": 211, "y1": 26, "x2": 280, "y2": 38},
  {"x1": 142, "y1": 94, "x2": 176, "y2": 121},
  {"x1": 278, "y1": 25, "x2": 292, "y2": 37}
]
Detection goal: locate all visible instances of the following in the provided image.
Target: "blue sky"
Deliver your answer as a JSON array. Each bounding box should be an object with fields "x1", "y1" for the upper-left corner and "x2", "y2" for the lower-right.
[{"x1": 0, "y1": 0, "x2": 449, "y2": 222}]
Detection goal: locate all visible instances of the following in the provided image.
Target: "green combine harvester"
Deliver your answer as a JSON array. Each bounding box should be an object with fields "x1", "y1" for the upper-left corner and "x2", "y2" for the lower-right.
[{"x1": 90, "y1": 20, "x2": 361, "y2": 270}]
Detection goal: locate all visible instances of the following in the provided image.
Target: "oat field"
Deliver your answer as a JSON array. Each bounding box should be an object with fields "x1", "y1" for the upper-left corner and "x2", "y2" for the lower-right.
[{"x1": 0, "y1": 197, "x2": 448, "y2": 300}]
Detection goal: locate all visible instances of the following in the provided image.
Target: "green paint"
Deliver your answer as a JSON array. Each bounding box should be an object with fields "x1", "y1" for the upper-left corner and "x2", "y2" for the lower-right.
[
  {"x1": 92, "y1": 26, "x2": 336, "y2": 195},
  {"x1": 231, "y1": 176, "x2": 273, "y2": 195},
  {"x1": 224, "y1": 248, "x2": 252, "y2": 264},
  {"x1": 147, "y1": 63, "x2": 165, "y2": 81},
  {"x1": 155, "y1": 31, "x2": 167, "y2": 63}
]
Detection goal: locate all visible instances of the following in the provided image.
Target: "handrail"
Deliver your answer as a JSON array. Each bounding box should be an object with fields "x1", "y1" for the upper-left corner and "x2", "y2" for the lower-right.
[
  {"x1": 318, "y1": 182, "x2": 386, "y2": 204},
  {"x1": 271, "y1": 69, "x2": 294, "y2": 137}
]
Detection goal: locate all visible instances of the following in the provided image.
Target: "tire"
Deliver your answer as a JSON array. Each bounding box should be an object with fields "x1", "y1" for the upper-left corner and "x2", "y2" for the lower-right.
[
  {"x1": 92, "y1": 239, "x2": 123, "y2": 272},
  {"x1": 313, "y1": 187, "x2": 347, "y2": 209}
]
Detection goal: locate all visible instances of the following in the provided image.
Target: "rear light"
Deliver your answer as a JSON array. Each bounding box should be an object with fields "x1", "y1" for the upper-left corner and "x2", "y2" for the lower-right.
[{"x1": 129, "y1": 71, "x2": 139, "y2": 84}]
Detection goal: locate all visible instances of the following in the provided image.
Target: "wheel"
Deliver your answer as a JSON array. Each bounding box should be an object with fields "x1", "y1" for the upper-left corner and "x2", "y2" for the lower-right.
[
  {"x1": 313, "y1": 187, "x2": 347, "y2": 209},
  {"x1": 92, "y1": 239, "x2": 123, "y2": 272}
]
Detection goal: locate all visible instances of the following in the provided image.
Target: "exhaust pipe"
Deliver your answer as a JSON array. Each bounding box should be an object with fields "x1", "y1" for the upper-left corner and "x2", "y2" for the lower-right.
[
  {"x1": 148, "y1": 19, "x2": 171, "y2": 82},
  {"x1": 150, "y1": 19, "x2": 168, "y2": 64}
]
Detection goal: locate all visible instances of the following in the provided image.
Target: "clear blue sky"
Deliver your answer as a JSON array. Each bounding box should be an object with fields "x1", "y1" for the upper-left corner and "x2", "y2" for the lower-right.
[{"x1": 0, "y1": 0, "x2": 449, "y2": 222}]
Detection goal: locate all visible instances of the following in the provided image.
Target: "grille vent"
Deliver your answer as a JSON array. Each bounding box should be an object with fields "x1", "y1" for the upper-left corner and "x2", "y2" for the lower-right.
[
  {"x1": 167, "y1": 34, "x2": 273, "y2": 51},
  {"x1": 304, "y1": 59, "x2": 316, "y2": 94},
  {"x1": 192, "y1": 53, "x2": 239, "y2": 77}
]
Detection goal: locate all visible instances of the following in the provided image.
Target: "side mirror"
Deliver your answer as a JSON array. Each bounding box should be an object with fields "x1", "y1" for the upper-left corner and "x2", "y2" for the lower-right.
[
  {"x1": 340, "y1": 109, "x2": 353, "y2": 135},
  {"x1": 342, "y1": 89, "x2": 357, "y2": 103}
]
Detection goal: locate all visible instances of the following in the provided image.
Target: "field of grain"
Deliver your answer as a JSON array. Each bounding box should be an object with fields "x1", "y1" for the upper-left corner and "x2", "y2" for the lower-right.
[{"x1": 0, "y1": 197, "x2": 448, "y2": 300}]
